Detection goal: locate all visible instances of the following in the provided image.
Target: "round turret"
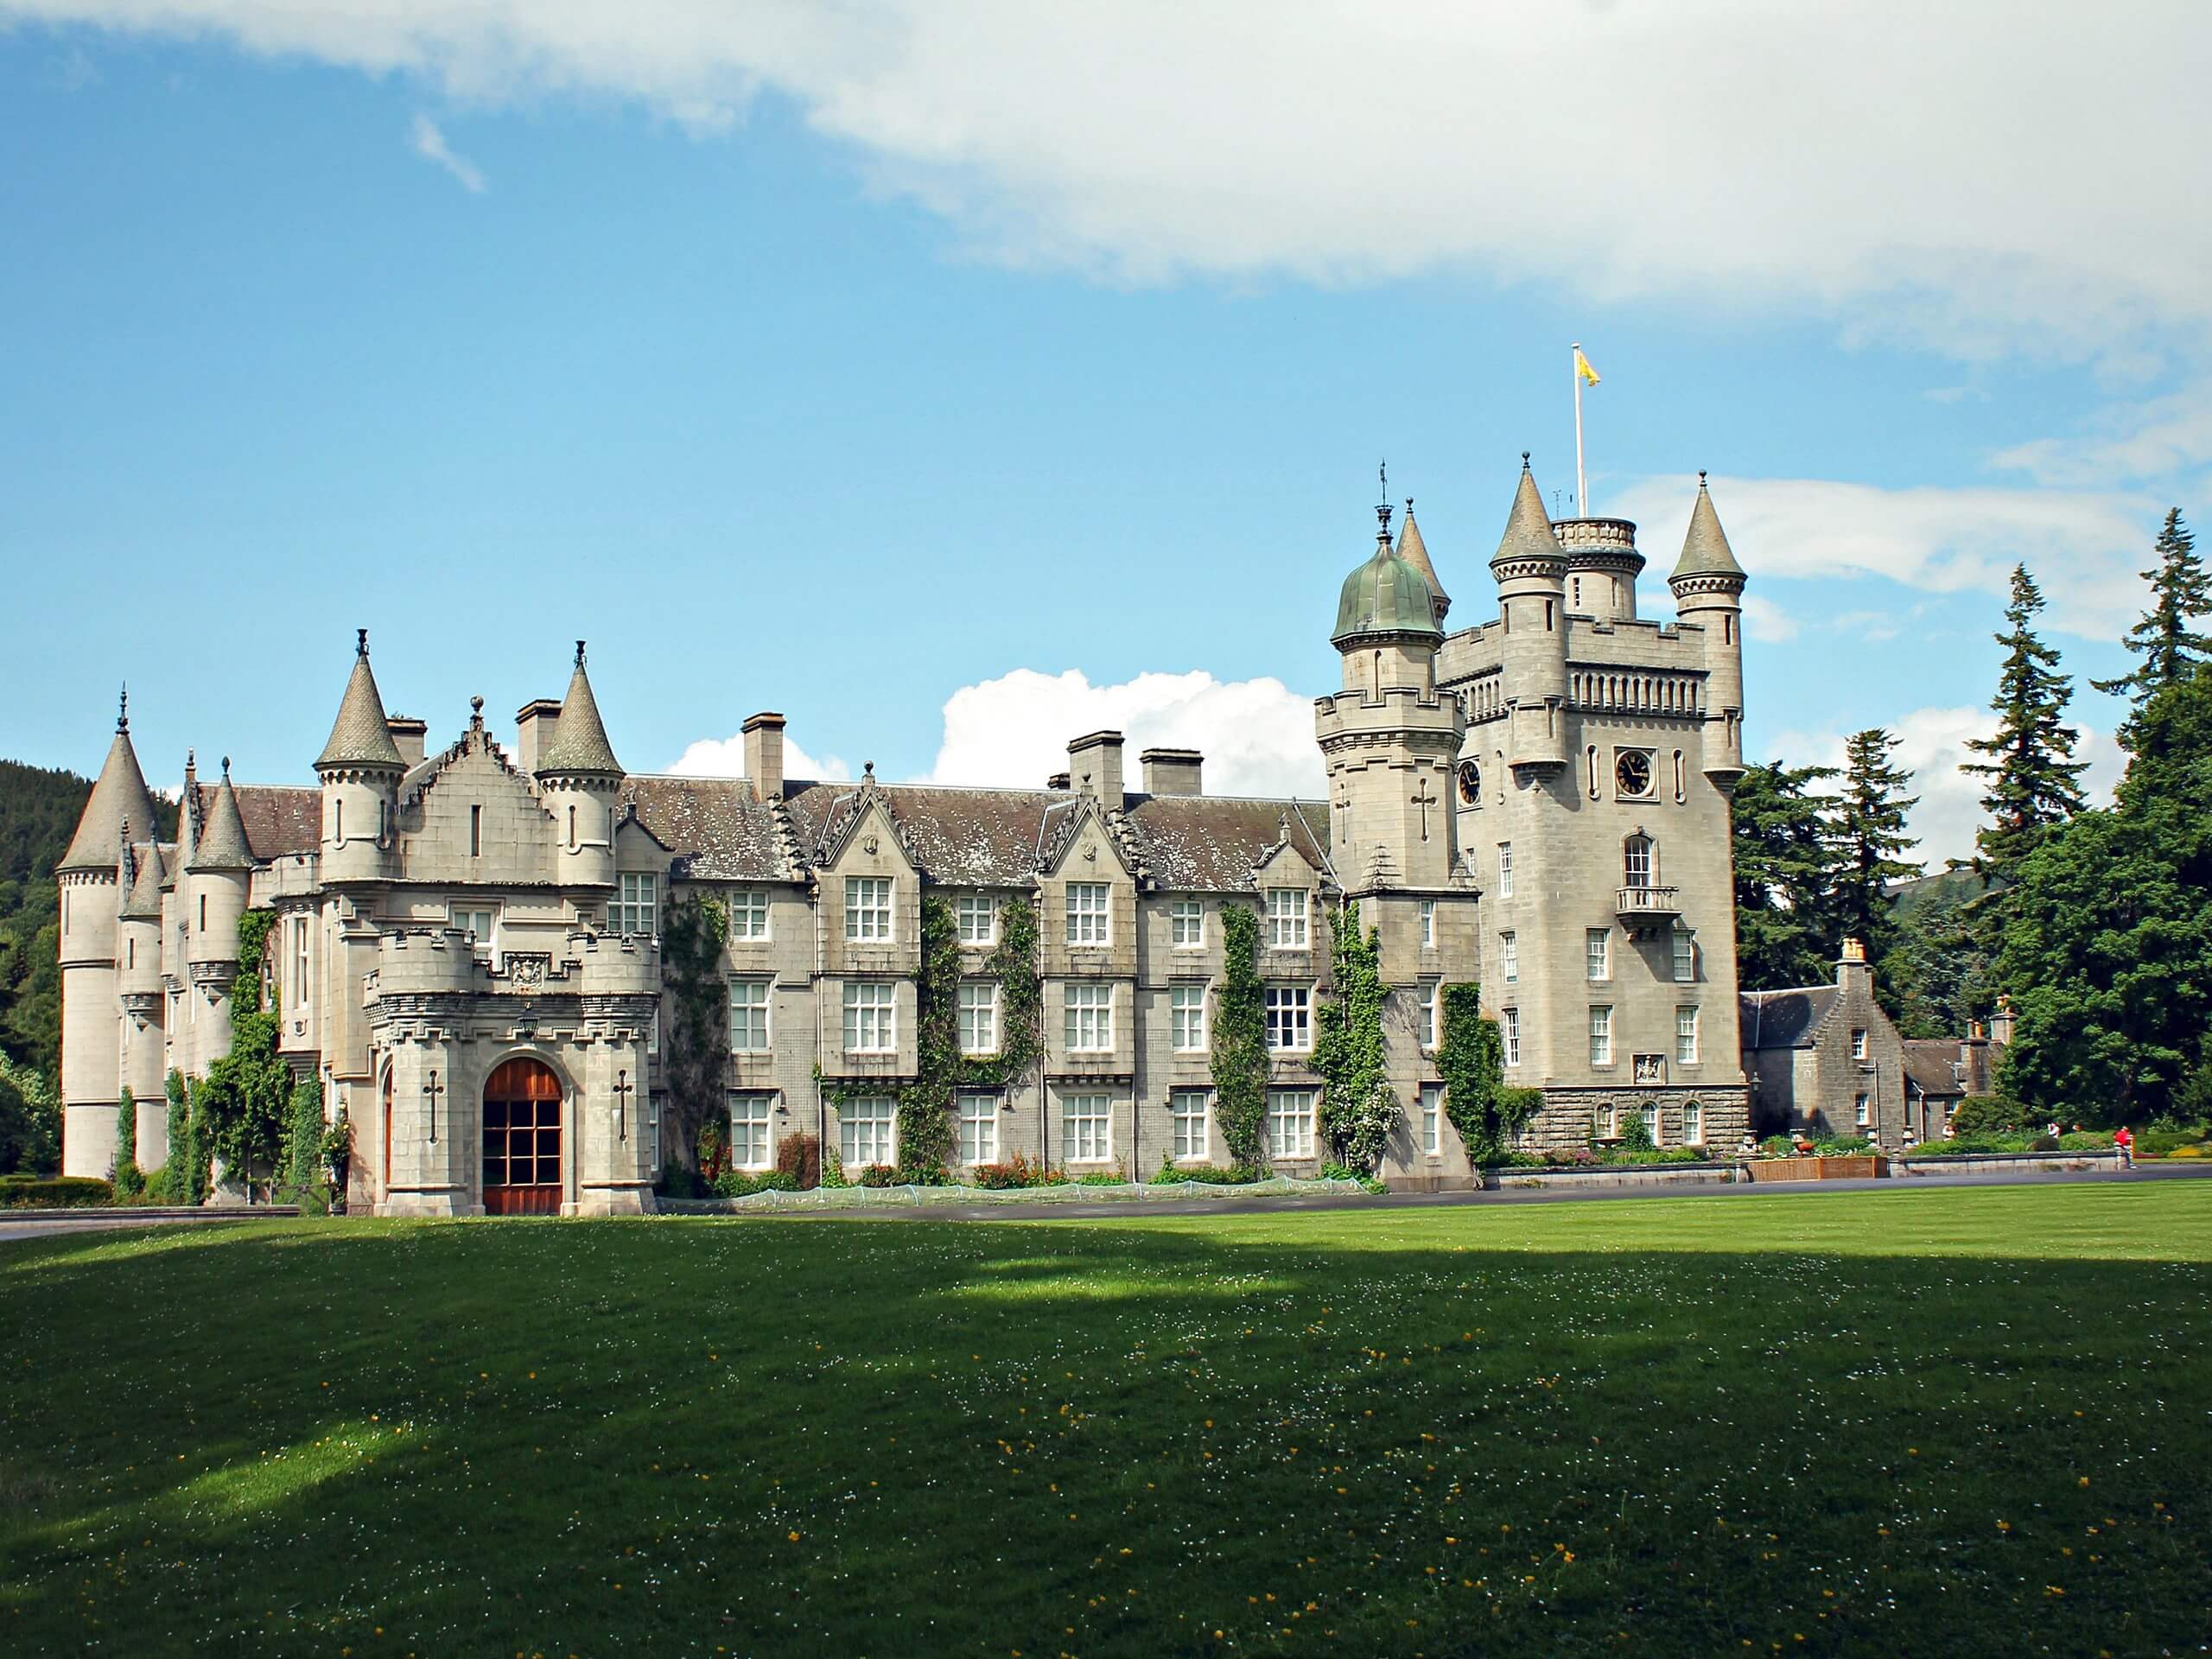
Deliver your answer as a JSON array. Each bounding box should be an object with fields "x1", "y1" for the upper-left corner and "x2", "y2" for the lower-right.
[
  {"x1": 316, "y1": 630, "x2": 405, "y2": 886},
  {"x1": 1668, "y1": 474, "x2": 1748, "y2": 784},
  {"x1": 1556, "y1": 517, "x2": 1644, "y2": 622},
  {"x1": 1488, "y1": 460, "x2": 1570, "y2": 769},
  {"x1": 185, "y1": 760, "x2": 256, "y2": 1043},
  {"x1": 536, "y1": 643, "x2": 624, "y2": 891}
]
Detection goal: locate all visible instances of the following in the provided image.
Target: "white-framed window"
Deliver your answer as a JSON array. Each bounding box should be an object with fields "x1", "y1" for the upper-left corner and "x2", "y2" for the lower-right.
[
  {"x1": 449, "y1": 903, "x2": 496, "y2": 950},
  {"x1": 729, "y1": 1094, "x2": 772, "y2": 1169},
  {"x1": 1501, "y1": 931, "x2": 1518, "y2": 983},
  {"x1": 1855, "y1": 1093, "x2": 1872, "y2": 1128},
  {"x1": 1672, "y1": 926, "x2": 1695, "y2": 983},
  {"x1": 1062, "y1": 1092, "x2": 1112, "y2": 1161},
  {"x1": 1267, "y1": 887, "x2": 1311, "y2": 949},
  {"x1": 1586, "y1": 928, "x2": 1611, "y2": 982},
  {"x1": 1641, "y1": 1102, "x2": 1661, "y2": 1143},
  {"x1": 957, "y1": 893, "x2": 997, "y2": 945},
  {"x1": 1421, "y1": 1083, "x2": 1444, "y2": 1156},
  {"x1": 1624, "y1": 834, "x2": 1655, "y2": 888},
  {"x1": 1588, "y1": 1006, "x2": 1613, "y2": 1067},
  {"x1": 958, "y1": 982, "x2": 999, "y2": 1055},
  {"x1": 1264, "y1": 986, "x2": 1312, "y2": 1051},
  {"x1": 729, "y1": 980, "x2": 772, "y2": 1052},
  {"x1": 1497, "y1": 842, "x2": 1515, "y2": 898},
  {"x1": 1683, "y1": 1100, "x2": 1704, "y2": 1146},
  {"x1": 842, "y1": 981, "x2": 896, "y2": 1052},
  {"x1": 614, "y1": 873, "x2": 658, "y2": 937},
  {"x1": 1420, "y1": 899, "x2": 1436, "y2": 949},
  {"x1": 1268, "y1": 1089, "x2": 1316, "y2": 1160},
  {"x1": 292, "y1": 916, "x2": 310, "y2": 1008},
  {"x1": 1066, "y1": 882, "x2": 1111, "y2": 945},
  {"x1": 1169, "y1": 984, "x2": 1208, "y2": 1052},
  {"x1": 1170, "y1": 899, "x2": 1205, "y2": 949},
  {"x1": 1503, "y1": 1007, "x2": 1522, "y2": 1068},
  {"x1": 839, "y1": 1096, "x2": 897, "y2": 1169},
  {"x1": 1064, "y1": 982, "x2": 1114, "y2": 1052},
  {"x1": 728, "y1": 887, "x2": 771, "y2": 941},
  {"x1": 1676, "y1": 1005, "x2": 1700, "y2": 1065},
  {"x1": 1418, "y1": 982, "x2": 1439, "y2": 1050},
  {"x1": 1171, "y1": 1090, "x2": 1210, "y2": 1160},
  {"x1": 845, "y1": 877, "x2": 893, "y2": 942},
  {"x1": 1850, "y1": 1027, "x2": 1869, "y2": 1061},
  {"x1": 958, "y1": 1093, "x2": 998, "y2": 1165}
]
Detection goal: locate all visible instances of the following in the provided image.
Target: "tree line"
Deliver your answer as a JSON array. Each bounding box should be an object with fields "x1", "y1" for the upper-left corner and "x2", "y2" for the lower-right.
[{"x1": 1732, "y1": 509, "x2": 2209, "y2": 1122}]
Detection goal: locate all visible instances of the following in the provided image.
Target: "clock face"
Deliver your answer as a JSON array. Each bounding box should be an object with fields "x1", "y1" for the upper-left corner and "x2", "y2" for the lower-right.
[
  {"x1": 1615, "y1": 751, "x2": 1653, "y2": 798},
  {"x1": 1457, "y1": 760, "x2": 1481, "y2": 804}
]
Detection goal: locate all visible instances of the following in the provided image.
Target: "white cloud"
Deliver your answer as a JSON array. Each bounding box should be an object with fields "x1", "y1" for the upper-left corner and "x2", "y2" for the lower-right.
[
  {"x1": 666, "y1": 732, "x2": 849, "y2": 783},
  {"x1": 1618, "y1": 474, "x2": 2158, "y2": 639},
  {"x1": 1992, "y1": 384, "x2": 2212, "y2": 488},
  {"x1": 1738, "y1": 594, "x2": 1798, "y2": 644},
  {"x1": 9, "y1": 2, "x2": 2211, "y2": 353},
  {"x1": 925, "y1": 668, "x2": 1325, "y2": 798},
  {"x1": 410, "y1": 113, "x2": 486, "y2": 193},
  {"x1": 1773, "y1": 704, "x2": 2125, "y2": 872}
]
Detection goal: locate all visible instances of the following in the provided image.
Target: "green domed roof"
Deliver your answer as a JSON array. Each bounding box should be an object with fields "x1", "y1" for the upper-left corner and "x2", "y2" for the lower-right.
[{"x1": 1333, "y1": 541, "x2": 1443, "y2": 645}]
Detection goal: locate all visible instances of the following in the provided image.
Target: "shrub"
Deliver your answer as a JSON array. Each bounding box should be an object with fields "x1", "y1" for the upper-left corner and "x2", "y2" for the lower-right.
[
  {"x1": 1615, "y1": 1113, "x2": 1656, "y2": 1153},
  {"x1": 112, "y1": 1086, "x2": 143, "y2": 1198},
  {"x1": 655, "y1": 1166, "x2": 709, "y2": 1200},
  {"x1": 713, "y1": 1169, "x2": 801, "y2": 1198},
  {"x1": 1604, "y1": 1147, "x2": 1709, "y2": 1166},
  {"x1": 2170, "y1": 1144, "x2": 2209, "y2": 1160},
  {"x1": 973, "y1": 1152, "x2": 1063, "y2": 1189},
  {"x1": 857, "y1": 1163, "x2": 899, "y2": 1188},
  {"x1": 777, "y1": 1133, "x2": 822, "y2": 1191},
  {"x1": 1759, "y1": 1135, "x2": 1796, "y2": 1159},
  {"x1": 1076, "y1": 1171, "x2": 1125, "y2": 1186},
  {"x1": 2029, "y1": 1134, "x2": 2062, "y2": 1152},
  {"x1": 1543, "y1": 1147, "x2": 1599, "y2": 1167},
  {"x1": 821, "y1": 1145, "x2": 849, "y2": 1189},
  {"x1": 2056, "y1": 1130, "x2": 2113, "y2": 1150},
  {"x1": 0, "y1": 1175, "x2": 114, "y2": 1210},
  {"x1": 1951, "y1": 1096, "x2": 2020, "y2": 1135},
  {"x1": 1811, "y1": 1136, "x2": 1874, "y2": 1156}
]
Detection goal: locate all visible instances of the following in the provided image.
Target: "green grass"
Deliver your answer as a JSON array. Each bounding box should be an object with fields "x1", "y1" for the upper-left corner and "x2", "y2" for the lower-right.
[{"x1": 3, "y1": 1185, "x2": 2209, "y2": 1657}]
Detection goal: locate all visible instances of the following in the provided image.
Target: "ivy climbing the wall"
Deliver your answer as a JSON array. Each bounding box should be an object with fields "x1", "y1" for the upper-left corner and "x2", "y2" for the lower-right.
[
  {"x1": 1211, "y1": 901, "x2": 1270, "y2": 1171},
  {"x1": 660, "y1": 893, "x2": 732, "y2": 1179},
  {"x1": 1313, "y1": 899, "x2": 1395, "y2": 1173},
  {"x1": 111, "y1": 1084, "x2": 142, "y2": 1198},
  {"x1": 194, "y1": 909, "x2": 290, "y2": 1198},
  {"x1": 163, "y1": 1066, "x2": 200, "y2": 1205},
  {"x1": 1437, "y1": 982, "x2": 1541, "y2": 1165}
]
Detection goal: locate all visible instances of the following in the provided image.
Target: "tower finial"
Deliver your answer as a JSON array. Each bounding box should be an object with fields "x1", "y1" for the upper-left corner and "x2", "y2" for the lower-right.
[
  {"x1": 357, "y1": 626, "x2": 369, "y2": 658},
  {"x1": 1522, "y1": 451, "x2": 1531, "y2": 474},
  {"x1": 220, "y1": 754, "x2": 232, "y2": 779},
  {"x1": 1698, "y1": 469, "x2": 1709, "y2": 490},
  {"x1": 118, "y1": 683, "x2": 128, "y2": 734},
  {"x1": 575, "y1": 639, "x2": 587, "y2": 667}
]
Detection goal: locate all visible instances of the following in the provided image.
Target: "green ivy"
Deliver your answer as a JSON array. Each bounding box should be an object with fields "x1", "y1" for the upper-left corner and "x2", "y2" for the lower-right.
[
  {"x1": 1312, "y1": 899, "x2": 1395, "y2": 1173},
  {"x1": 1211, "y1": 901, "x2": 1270, "y2": 1172},
  {"x1": 164, "y1": 1066, "x2": 201, "y2": 1205},
  {"x1": 660, "y1": 893, "x2": 732, "y2": 1175},
  {"x1": 1437, "y1": 982, "x2": 1541, "y2": 1166},
  {"x1": 195, "y1": 910, "x2": 289, "y2": 1197},
  {"x1": 278, "y1": 1074, "x2": 328, "y2": 1211},
  {"x1": 111, "y1": 1084, "x2": 143, "y2": 1198}
]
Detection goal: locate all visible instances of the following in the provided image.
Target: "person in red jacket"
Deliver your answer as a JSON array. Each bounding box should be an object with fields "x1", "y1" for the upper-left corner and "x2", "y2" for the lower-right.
[{"x1": 2114, "y1": 1123, "x2": 2134, "y2": 1169}]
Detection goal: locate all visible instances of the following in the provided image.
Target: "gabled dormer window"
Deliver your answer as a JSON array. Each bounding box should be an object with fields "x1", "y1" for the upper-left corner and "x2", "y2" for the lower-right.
[{"x1": 846, "y1": 877, "x2": 893, "y2": 942}]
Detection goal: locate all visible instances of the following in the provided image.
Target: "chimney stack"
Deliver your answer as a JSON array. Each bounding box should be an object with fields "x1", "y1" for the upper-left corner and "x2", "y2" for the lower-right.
[
  {"x1": 385, "y1": 715, "x2": 428, "y2": 767},
  {"x1": 1837, "y1": 937, "x2": 1872, "y2": 997},
  {"x1": 1139, "y1": 747, "x2": 1204, "y2": 797},
  {"x1": 1067, "y1": 730, "x2": 1125, "y2": 813},
  {"x1": 515, "y1": 699, "x2": 562, "y2": 776},
  {"x1": 743, "y1": 712, "x2": 787, "y2": 802}
]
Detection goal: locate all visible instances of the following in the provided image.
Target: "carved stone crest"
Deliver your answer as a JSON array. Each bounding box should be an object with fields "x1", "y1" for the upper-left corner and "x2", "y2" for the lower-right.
[{"x1": 507, "y1": 953, "x2": 550, "y2": 989}]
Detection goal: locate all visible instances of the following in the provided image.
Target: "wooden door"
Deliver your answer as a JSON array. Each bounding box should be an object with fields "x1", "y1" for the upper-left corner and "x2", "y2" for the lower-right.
[{"x1": 482, "y1": 1058, "x2": 563, "y2": 1216}]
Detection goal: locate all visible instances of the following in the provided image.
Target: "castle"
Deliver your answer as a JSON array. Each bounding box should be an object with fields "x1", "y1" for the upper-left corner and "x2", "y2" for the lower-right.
[{"x1": 54, "y1": 464, "x2": 1756, "y2": 1210}]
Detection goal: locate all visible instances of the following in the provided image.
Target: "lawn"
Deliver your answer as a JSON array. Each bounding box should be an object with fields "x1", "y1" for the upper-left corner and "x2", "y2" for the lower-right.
[{"x1": 3, "y1": 1185, "x2": 2209, "y2": 1657}]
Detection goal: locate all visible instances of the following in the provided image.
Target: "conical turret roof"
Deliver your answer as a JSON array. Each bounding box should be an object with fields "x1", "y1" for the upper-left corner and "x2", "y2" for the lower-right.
[
  {"x1": 187, "y1": 760, "x2": 255, "y2": 872},
  {"x1": 1672, "y1": 474, "x2": 1745, "y2": 581},
  {"x1": 538, "y1": 644, "x2": 624, "y2": 776},
  {"x1": 120, "y1": 838, "x2": 166, "y2": 920},
  {"x1": 1491, "y1": 461, "x2": 1562, "y2": 569},
  {"x1": 59, "y1": 693, "x2": 160, "y2": 874},
  {"x1": 316, "y1": 631, "x2": 405, "y2": 772},
  {"x1": 1395, "y1": 503, "x2": 1449, "y2": 616}
]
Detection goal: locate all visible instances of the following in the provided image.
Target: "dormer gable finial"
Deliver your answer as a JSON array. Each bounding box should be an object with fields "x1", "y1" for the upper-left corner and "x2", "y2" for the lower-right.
[
  {"x1": 575, "y1": 639, "x2": 587, "y2": 666},
  {"x1": 118, "y1": 683, "x2": 129, "y2": 734},
  {"x1": 357, "y1": 627, "x2": 369, "y2": 658}
]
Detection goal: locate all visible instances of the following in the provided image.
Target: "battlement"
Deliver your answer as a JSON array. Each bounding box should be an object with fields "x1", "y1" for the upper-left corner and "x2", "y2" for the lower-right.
[
  {"x1": 1553, "y1": 517, "x2": 1639, "y2": 558},
  {"x1": 562, "y1": 927, "x2": 662, "y2": 998},
  {"x1": 370, "y1": 926, "x2": 489, "y2": 997},
  {"x1": 1313, "y1": 685, "x2": 1459, "y2": 727}
]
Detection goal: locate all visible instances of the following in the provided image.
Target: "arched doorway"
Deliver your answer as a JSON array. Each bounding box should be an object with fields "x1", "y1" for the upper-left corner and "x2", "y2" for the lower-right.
[{"x1": 483, "y1": 1058, "x2": 563, "y2": 1216}]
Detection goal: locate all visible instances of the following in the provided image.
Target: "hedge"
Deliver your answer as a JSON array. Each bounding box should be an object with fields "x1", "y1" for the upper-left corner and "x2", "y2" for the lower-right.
[{"x1": 0, "y1": 1175, "x2": 116, "y2": 1209}]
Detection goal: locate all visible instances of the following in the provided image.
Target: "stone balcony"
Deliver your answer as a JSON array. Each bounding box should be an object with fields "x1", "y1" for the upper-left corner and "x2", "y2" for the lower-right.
[{"x1": 1615, "y1": 884, "x2": 1681, "y2": 925}]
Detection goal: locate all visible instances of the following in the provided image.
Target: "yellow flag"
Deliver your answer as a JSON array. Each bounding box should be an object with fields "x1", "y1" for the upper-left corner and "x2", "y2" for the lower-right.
[{"x1": 1573, "y1": 346, "x2": 1601, "y2": 387}]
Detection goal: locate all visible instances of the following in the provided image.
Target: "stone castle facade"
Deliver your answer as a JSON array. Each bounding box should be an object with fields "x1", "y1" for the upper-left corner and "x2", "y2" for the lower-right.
[{"x1": 55, "y1": 465, "x2": 1755, "y2": 1209}]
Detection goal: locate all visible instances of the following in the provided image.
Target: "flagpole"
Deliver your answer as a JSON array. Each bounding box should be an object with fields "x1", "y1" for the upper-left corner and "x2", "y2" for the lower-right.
[{"x1": 1572, "y1": 340, "x2": 1587, "y2": 516}]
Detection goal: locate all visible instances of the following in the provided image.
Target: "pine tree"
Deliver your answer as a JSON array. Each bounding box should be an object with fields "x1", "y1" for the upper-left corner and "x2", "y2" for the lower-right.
[
  {"x1": 1962, "y1": 564, "x2": 2088, "y2": 876},
  {"x1": 1730, "y1": 760, "x2": 1842, "y2": 989},
  {"x1": 1831, "y1": 728, "x2": 1921, "y2": 965},
  {"x1": 2094, "y1": 509, "x2": 2211, "y2": 753}
]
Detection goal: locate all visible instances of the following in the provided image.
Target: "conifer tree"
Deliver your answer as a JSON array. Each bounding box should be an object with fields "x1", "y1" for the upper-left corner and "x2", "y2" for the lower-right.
[
  {"x1": 1730, "y1": 760, "x2": 1842, "y2": 989},
  {"x1": 1830, "y1": 728, "x2": 1920, "y2": 965},
  {"x1": 1962, "y1": 563, "x2": 2088, "y2": 876},
  {"x1": 2094, "y1": 509, "x2": 2211, "y2": 754}
]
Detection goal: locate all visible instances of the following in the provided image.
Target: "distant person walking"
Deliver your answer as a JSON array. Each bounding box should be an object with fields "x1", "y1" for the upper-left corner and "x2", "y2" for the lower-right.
[{"x1": 2114, "y1": 1123, "x2": 2134, "y2": 1170}]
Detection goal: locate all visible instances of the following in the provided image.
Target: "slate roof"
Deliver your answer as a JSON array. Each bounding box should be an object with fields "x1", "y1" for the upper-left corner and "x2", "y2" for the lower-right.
[
  {"x1": 1394, "y1": 505, "x2": 1448, "y2": 612},
  {"x1": 1673, "y1": 476, "x2": 1745, "y2": 580},
  {"x1": 1738, "y1": 985, "x2": 1840, "y2": 1050},
  {"x1": 316, "y1": 640, "x2": 406, "y2": 771},
  {"x1": 1491, "y1": 462, "x2": 1562, "y2": 569},
  {"x1": 538, "y1": 653, "x2": 623, "y2": 776},
  {"x1": 187, "y1": 769, "x2": 256, "y2": 872},
  {"x1": 1902, "y1": 1039, "x2": 1968, "y2": 1099},
  {"x1": 658, "y1": 775, "x2": 1332, "y2": 892},
  {"x1": 59, "y1": 725, "x2": 160, "y2": 874},
  {"x1": 234, "y1": 786, "x2": 321, "y2": 859},
  {"x1": 623, "y1": 776, "x2": 791, "y2": 881},
  {"x1": 120, "y1": 842, "x2": 166, "y2": 920}
]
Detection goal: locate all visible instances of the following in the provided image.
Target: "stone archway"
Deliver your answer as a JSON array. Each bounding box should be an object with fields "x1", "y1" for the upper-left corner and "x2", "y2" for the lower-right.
[{"x1": 482, "y1": 1057, "x2": 563, "y2": 1216}]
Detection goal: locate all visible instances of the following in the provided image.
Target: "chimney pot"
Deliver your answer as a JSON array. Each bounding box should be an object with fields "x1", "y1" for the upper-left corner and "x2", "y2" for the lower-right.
[
  {"x1": 742, "y1": 712, "x2": 787, "y2": 802},
  {"x1": 1139, "y1": 747, "x2": 1204, "y2": 797}
]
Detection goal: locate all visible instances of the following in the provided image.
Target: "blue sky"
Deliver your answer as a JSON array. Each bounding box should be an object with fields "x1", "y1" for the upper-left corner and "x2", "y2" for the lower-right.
[{"x1": 3, "y1": 4, "x2": 2205, "y2": 867}]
